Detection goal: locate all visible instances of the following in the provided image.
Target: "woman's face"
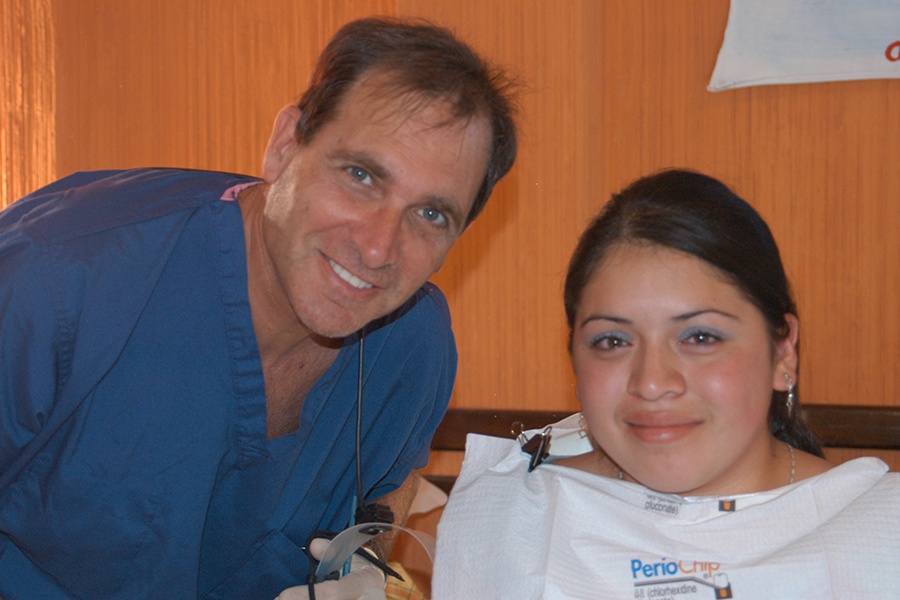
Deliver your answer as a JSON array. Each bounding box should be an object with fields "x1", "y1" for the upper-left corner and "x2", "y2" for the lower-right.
[{"x1": 571, "y1": 242, "x2": 798, "y2": 496}]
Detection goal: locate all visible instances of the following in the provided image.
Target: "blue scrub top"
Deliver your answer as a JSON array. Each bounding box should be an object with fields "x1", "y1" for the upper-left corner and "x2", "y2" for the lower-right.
[{"x1": 0, "y1": 169, "x2": 456, "y2": 599}]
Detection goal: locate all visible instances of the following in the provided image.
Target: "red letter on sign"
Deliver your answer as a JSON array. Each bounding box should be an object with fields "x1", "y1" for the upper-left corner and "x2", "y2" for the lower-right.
[{"x1": 886, "y1": 41, "x2": 900, "y2": 62}]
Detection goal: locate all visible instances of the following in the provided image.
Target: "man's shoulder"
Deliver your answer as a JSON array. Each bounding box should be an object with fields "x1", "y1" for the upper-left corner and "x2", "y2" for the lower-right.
[
  {"x1": 3, "y1": 168, "x2": 259, "y2": 243},
  {"x1": 24, "y1": 168, "x2": 257, "y2": 200},
  {"x1": 411, "y1": 281, "x2": 452, "y2": 320}
]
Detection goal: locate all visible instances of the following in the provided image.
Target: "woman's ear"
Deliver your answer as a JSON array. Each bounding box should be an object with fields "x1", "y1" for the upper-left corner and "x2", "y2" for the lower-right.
[
  {"x1": 261, "y1": 105, "x2": 302, "y2": 183},
  {"x1": 772, "y1": 313, "x2": 800, "y2": 391}
]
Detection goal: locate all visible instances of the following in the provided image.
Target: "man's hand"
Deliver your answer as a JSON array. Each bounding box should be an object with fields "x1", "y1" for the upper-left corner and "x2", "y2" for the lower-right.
[
  {"x1": 274, "y1": 538, "x2": 386, "y2": 600},
  {"x1": 276, "y1": 474, "x2": 422, "y2": 599}
]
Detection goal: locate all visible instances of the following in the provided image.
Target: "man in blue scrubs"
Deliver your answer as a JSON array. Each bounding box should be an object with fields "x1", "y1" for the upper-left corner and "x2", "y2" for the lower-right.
[{"x1": 0, "y1": 17, "x2": 517, "y2": 599}]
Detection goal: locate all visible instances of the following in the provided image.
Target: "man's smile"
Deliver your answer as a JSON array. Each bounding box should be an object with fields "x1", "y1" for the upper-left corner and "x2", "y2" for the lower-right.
[{"x1": 327, "y1": 257, "x2": 375, "y2": 290}]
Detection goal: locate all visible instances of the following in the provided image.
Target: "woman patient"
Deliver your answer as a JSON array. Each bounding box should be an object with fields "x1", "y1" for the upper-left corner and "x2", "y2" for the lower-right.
[{"x1": 432, "y1": 169, "x2": 899, "y2": 599}]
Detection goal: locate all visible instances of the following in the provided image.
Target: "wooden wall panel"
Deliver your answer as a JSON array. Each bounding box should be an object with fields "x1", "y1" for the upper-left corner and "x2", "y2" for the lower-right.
[
  {"x1": 51, "y1": 0, "x2": 395, "y2": 179},
  {"x1": 1, "y1": 0, "x2": 56, "y2": 208}
]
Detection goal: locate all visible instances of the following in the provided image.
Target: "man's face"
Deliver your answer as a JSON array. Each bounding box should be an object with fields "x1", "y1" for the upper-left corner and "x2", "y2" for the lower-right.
[{"x1": 260, "y1": 74, "x2": 492, "y2": 338}]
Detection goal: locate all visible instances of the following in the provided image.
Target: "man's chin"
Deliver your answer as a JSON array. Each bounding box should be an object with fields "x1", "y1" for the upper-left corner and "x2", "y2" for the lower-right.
[
  {"x1": 301, "y1": 295, "x2": 406, "y2": 340},
  {"x1": 303, "y1": 312, "x2": 376, "y2": 342}
]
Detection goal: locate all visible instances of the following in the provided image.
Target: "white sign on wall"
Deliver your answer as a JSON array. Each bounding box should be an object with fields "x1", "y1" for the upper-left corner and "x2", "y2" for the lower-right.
[{"x1": 709, "y1": 0, "x2": 900, "y2": 91}]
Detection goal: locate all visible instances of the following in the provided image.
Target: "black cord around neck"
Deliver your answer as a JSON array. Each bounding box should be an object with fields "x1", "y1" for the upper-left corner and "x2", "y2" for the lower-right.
[
  {"x1": 351, "y1": 330, "x2": 394, "y2": 527},
  {"x1": 355, "y1": 332, "x2": 365, "y2": 506}
]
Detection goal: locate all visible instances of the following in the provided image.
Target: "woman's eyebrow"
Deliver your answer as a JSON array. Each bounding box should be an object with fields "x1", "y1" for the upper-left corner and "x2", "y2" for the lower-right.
[
  {"x1": 579, "y1": 314, "x2": 631, "y2": 328},
  {"x1": 673, "y1": 308, "x2": 739, "y2": 322}
]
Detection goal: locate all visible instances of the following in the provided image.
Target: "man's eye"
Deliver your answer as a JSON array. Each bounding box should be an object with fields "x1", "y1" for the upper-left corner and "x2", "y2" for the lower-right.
[
  {"x1": 418, "y1": 207, "x2": 447, "y2": 227},
  {"x1": 348, "y1": 167, "x2": 372, "y2": 185}
]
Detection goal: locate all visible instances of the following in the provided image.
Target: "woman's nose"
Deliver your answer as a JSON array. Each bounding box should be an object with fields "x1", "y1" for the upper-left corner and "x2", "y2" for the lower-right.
[{"x1": 627, "y1": 344, "x2": 686, "y2": 401}]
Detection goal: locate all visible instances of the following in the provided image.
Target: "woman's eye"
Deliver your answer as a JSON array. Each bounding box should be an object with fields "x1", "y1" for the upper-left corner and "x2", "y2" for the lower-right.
[
  {"x1": 418, "y1": 207, "x2": 448, "y2": 227},
  {"x1": 348, "y1": 167, "x2": 372, "y2": 185},
  {"x1": 590, "y1": 333, "x2": 630, "y2": 351},
  {"x1": 681, "y1": 329, "x2": 722, "y2": 345}
]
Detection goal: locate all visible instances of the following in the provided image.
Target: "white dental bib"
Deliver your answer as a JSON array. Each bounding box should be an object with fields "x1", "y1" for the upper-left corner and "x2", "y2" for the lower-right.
[{"x1": 433, "y1": 415, "x2": 900, "y2": 599}]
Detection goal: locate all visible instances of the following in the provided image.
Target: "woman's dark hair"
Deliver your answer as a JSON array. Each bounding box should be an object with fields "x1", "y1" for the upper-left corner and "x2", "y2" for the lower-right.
[
  {"x1": 564, "y1": 169, "x2": 822, "y2": 456},
  {"x1": 294, "y1": 17, "x2": 518, "y2": 227}
]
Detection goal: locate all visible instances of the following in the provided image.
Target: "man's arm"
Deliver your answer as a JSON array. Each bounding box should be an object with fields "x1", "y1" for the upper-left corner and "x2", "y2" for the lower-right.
[
  {"x1": 367, "y1": 472, "x2": 421, "y2": 561},
  {"x1": 0, "y1": 233, "x2": 62, "y2": 480}
]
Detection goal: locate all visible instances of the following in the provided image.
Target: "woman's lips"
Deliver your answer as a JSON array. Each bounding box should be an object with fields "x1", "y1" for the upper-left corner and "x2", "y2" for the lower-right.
[{"x1": 625, "y1": 414, "x2": 703, "y2": 444}]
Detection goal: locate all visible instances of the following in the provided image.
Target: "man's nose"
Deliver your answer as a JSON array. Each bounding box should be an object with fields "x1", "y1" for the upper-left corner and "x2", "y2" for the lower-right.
[{"x1": 354, "y1": 207, "x2": 403, "y2": 269}]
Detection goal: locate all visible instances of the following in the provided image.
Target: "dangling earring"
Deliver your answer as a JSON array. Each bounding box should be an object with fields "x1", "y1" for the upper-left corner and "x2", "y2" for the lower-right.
[
  {"x1": 784, "y1": 373, "x2": 795, "y2": 418},
  {"x1": 578, "y1": 412, "x2": 589, "y2": 439}
]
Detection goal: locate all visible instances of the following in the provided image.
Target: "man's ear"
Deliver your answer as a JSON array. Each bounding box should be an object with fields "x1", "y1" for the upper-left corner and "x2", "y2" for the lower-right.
[
  {"x1": 772, "y1": 313, "x2": 800, "y2": 391},
  {"x1": 261, "y1": 105, "x2": 302, "y2": 183}
]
